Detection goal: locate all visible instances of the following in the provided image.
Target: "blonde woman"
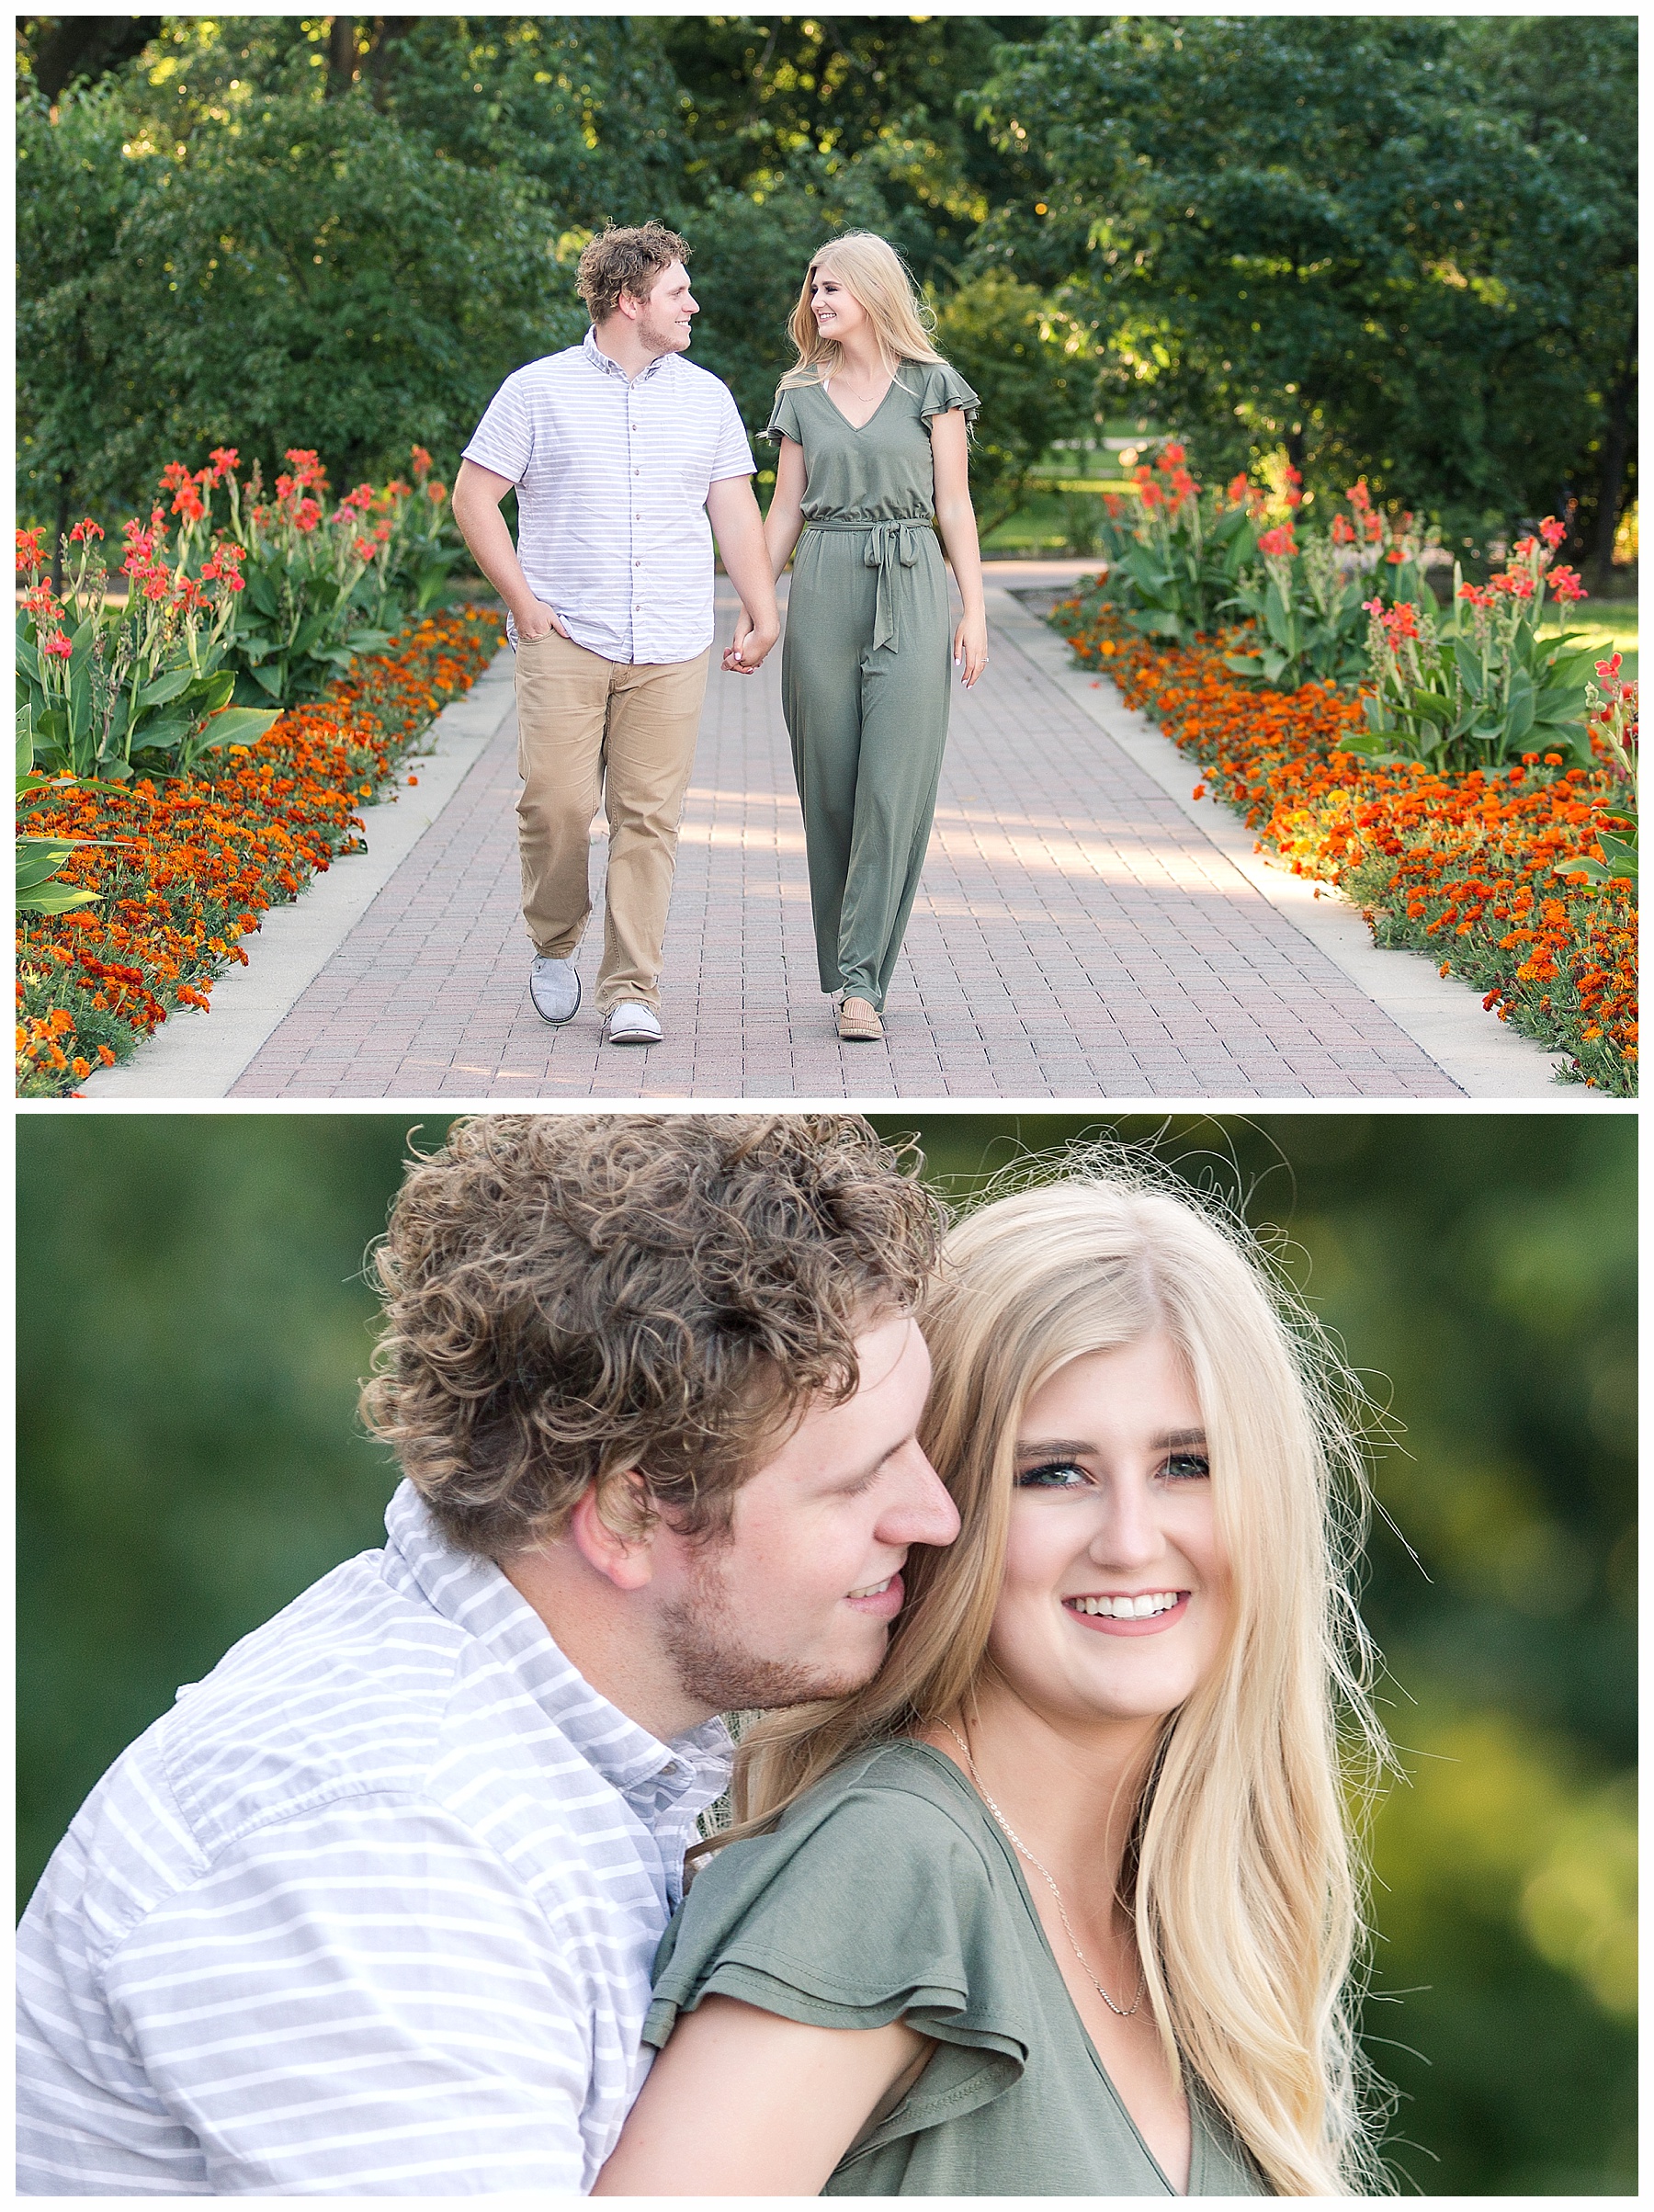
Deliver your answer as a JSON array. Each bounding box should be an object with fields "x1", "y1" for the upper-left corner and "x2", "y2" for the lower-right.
[
  {"x1": 597, "y1": 1169, "x2": 1391, "y2": 2196},
  {"x1": 730, "y1": 233, "x2": 987, "y2": 1043}
]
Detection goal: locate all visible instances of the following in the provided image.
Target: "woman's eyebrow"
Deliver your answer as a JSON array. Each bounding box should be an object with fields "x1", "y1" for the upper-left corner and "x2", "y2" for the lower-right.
[{"x1": 1014, "y1": 1429, "x2": 1208, "y2": 1457}]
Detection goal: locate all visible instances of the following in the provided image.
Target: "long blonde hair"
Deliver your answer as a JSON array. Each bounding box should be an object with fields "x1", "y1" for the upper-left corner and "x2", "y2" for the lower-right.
[
  {"x1": 778, "y1": 231, "x2": 948, "y2": 391},
  {"x1": 724, "y1": 1161, "x2": 1393, "y2": 2195}
]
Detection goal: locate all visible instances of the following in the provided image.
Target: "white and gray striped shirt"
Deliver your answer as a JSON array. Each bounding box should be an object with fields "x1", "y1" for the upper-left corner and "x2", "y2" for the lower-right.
[
  {"x1": 463, "y1": 328, "x2": 754, "y2": 664},
  {"x1": 16, "y1": 1481, "x2": 732, "y2": 2195}
]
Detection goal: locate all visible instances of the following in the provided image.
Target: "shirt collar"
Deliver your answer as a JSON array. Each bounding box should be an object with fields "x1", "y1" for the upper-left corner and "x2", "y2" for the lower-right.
[
  {"x1": 381, "y1": 1480, "x2": 731, "y2": 1818},
  {"x1": 582, "y1": 324, "x2": 673, "y2": 386}
]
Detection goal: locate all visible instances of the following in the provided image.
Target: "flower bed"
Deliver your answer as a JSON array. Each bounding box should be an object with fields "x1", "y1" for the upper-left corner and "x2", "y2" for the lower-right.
[
  {"x1": 17, "y1": 607, "x2": 504, "y2": 1095},
  {"x1": 1056, "y1": 601, "x2": 1637, "y2": 1094}
]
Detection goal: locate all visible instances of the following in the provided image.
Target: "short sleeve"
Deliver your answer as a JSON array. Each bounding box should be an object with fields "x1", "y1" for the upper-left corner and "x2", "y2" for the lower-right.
[
  {"x1": 710, "y1": 386, "x2": 756, "y2": 482},
  {"x1": 462, "y1": 373, "x2": 535, "y2": 485},
  {"x1": 645, "y1": 1766, "x2": 1028, "y2": 2152},
  {"x1": 762, "y1": 385, "x2": 807, "y2": 448},
  {"x1": 96, "y1": 1800, "x2": 591, "y2": 2194},
  {"x1": 917, "y1": 361, "x2": 980, "y2": 431}
]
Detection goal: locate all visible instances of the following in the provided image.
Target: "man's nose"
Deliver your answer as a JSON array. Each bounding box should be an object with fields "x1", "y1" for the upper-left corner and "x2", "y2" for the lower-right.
[{"x1": 878, "y1": 1445, "x2": 961, "y2": 1548}]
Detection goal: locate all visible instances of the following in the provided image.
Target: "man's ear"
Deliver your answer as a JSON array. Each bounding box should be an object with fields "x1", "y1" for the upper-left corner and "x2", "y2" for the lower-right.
[
  {"x1": 567, "y1": 1473, "x2": 658, "y2": 1593},
  {"x1": 614, "y1": 289, "x2": 644, "y2": 325}
]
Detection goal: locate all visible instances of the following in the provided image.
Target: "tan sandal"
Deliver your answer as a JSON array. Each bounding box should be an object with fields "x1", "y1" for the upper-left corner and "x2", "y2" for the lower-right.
[{"x1": 837, "y1": 995, "x2": 884, "y2": 1042}]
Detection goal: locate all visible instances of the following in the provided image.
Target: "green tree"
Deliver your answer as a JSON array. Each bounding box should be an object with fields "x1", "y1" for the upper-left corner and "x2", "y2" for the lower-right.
[
  {"x1": 674, "y1": 153, "x2": 894, "y2": 435},
  {"x1": 15, "y1": 81, "x2": 158, "y2": 562},
  {"x1": 932, "y1": 269, "x2": 1096, "y2": 533},
  {"x1": 971, "y1": 17, "x2": 1632, "y2": 539},
  {"x1": 17, "y1": 80, "x2": 581, "y2": 527},
  {"x1": 663, "y1": 14, "x2": 1047, "y2": 287},
  {"x1": 1456, "y1": 16, "x2": 1637, "y2": 578}
]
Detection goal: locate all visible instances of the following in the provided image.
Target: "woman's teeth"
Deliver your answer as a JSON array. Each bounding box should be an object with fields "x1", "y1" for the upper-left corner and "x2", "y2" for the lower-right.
[
  {"x1": 849, "y1": 1576, "x2": 892, "y2": 1599},
  {"x1": 1068, "y1": 1592, "x2": 1181, "y2": 1618}
]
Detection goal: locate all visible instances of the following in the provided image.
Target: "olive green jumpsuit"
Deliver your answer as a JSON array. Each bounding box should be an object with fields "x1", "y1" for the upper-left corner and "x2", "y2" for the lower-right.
[{"x1": 765, "y1": 362, "x2": 980, "y2": 1014}]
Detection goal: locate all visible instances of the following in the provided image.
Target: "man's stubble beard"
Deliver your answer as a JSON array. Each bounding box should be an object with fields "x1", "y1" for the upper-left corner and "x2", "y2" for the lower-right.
[
  {"x1": 660, "y1": 1535, "x2": 881, "y2": 1716},
  {"x1": 639, "y1": 307, "x2": 689, "y2": 358}
]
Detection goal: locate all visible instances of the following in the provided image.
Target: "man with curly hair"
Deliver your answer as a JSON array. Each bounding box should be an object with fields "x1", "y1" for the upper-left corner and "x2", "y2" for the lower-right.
[
  {"x1": 17, "y1": 1115, "x2": 957, "y2": 2196},
  {"x1": 454, "y1": 222, "x2": 783, "y2": 1047}
]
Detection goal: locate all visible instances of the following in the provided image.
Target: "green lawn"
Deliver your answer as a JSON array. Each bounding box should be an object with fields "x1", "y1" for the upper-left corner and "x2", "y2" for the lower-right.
[
  {"x1": 1539, "y1": 599, "x2": 1637, "y2": 682},
  {"x1": 980, "y1": 482, "x2": 1129, "y2": 556}
]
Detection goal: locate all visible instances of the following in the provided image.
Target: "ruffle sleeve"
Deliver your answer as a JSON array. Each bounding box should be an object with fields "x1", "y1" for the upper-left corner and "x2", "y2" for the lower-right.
[
  {"x1": 645, "y1": 1751, "x2": 1027, "y2": 2158},
  {"x1": 762, "y1": 385, "x2": 807, "y2": 446},
  {"x1": 916, "y1": 361, "x2": 980, "y2": 431}
]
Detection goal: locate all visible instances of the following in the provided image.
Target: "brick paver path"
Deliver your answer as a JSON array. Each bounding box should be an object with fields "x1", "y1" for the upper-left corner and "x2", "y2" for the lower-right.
[{"x1": 232, "y1": 593, "x2": 1462, "y2": 1098}]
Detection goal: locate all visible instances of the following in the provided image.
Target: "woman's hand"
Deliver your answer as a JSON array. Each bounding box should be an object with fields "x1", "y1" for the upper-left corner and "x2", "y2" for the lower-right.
[{"x1": 954, "y1": 607, "x2": 989, "y2": 688}]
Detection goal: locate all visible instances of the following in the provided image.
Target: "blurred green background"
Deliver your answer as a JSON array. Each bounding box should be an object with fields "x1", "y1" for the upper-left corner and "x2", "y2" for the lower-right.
[{"x1": 17, "y1": 1110, "x2": 1635, "y2": 2193}]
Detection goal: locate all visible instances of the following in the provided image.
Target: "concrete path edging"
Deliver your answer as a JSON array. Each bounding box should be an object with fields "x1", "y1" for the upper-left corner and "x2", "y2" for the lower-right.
[
  {"x1": 82, "y1": 651, "x2": 517, "y2": 1097},
  {"x1": 990, "y1": 588, "x2": 1577, "y2": 1099}
]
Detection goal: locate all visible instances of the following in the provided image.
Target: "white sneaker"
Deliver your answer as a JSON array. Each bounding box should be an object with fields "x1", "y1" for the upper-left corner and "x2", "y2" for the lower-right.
[
  {"x1": 528, "y1": 956, "x2": 581, "y2": 1024},
  {"x1": 603, "y1": 1000, "x2": 663, "y2": 1046}
]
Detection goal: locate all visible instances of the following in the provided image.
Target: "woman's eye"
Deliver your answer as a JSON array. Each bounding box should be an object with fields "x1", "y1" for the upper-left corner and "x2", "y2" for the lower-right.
[
  {"x1": 1161, "y1": 1453, "x2": 1210, "y2": 1483},
  {"x1": 1015, "y1": 1461, "x2": 1090, "y2": 1490}
]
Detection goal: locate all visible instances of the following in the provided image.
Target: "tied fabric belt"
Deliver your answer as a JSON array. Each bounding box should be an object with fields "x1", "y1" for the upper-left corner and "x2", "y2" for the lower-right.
[{"x1": 808, "y1": 517, "x2": 932, "y2": 653}]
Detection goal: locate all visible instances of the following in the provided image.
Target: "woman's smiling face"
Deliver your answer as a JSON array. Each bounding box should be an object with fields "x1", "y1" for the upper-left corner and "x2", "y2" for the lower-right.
[
  {"x1": 810, "y1": 266, "x2": 868, "y2": 343},
  {"x1": 987, "y1": 1330, "x2": 1232, "y2": 1732}
]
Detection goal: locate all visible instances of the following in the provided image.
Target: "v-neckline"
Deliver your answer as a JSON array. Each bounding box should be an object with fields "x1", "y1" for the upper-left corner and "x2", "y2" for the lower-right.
[
  {"x1": 821, "y1": 373, "x2": 898, "y2": 434},
  {"x1": 905, "y1": 1740, "x2": 1192, "y2": 2197}
]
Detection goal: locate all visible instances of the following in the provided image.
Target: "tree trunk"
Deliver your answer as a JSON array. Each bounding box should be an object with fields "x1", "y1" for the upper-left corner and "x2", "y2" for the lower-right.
[
  {"x1": 33, "y1": 18, "x2": 163, "y2": 103},
  {"x1": 328, "y1": 17, "x2": 357, "y2": 94},
  {"x1": 1591, "y1": 369, "x2": 1633, "y2": 578},
  {"x1": 1286, "y1": 421, "x2": 1307, "y2": 478},
  {"x1": 367, "y1": 17, "x2": 414, "y2": 108}
]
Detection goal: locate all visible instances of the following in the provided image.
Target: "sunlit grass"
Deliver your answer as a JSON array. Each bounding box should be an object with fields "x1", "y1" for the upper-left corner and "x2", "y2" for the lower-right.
[{"x1": 1538, "y1": 599, "x2": 1637, "y2": 683}]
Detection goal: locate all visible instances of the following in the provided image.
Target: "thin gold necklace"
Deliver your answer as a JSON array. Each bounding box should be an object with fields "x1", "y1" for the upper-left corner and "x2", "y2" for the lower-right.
[{"x1": 936, "y1": 1718, "x2": 1146, "y2": 2020}]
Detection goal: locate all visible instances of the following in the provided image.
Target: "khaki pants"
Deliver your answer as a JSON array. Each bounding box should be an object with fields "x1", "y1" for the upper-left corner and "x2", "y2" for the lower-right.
[{"x1": 514, "y1": 630, "x2": 710, "y2": 1013}]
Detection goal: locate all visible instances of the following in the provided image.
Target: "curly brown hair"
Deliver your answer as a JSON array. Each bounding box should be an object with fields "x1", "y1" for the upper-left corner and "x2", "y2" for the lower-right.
[
  {"x1": 360, "y1": 1114, "x2": 942, "y2": 1556},
  {"x1": 576, "y1": 221, "x2": 691, "y2": 324}
]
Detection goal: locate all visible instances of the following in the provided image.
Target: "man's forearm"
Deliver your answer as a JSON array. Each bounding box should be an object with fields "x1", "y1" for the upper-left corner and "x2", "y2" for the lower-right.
[
  {"x1": 452, "y1": 482, "x2": 541, "y2": 625},
  {"x1": 708, "y1": 490, "x2": 780, "y2": 634}
]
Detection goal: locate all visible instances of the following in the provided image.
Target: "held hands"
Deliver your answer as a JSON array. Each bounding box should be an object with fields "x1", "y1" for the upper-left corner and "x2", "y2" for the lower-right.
[
  {"x1": 723, "y1": 608, "x2": 781, "y2": 675},
  {"x1": 954, "y1": 609, "x2": 989, "y2": 688}
]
